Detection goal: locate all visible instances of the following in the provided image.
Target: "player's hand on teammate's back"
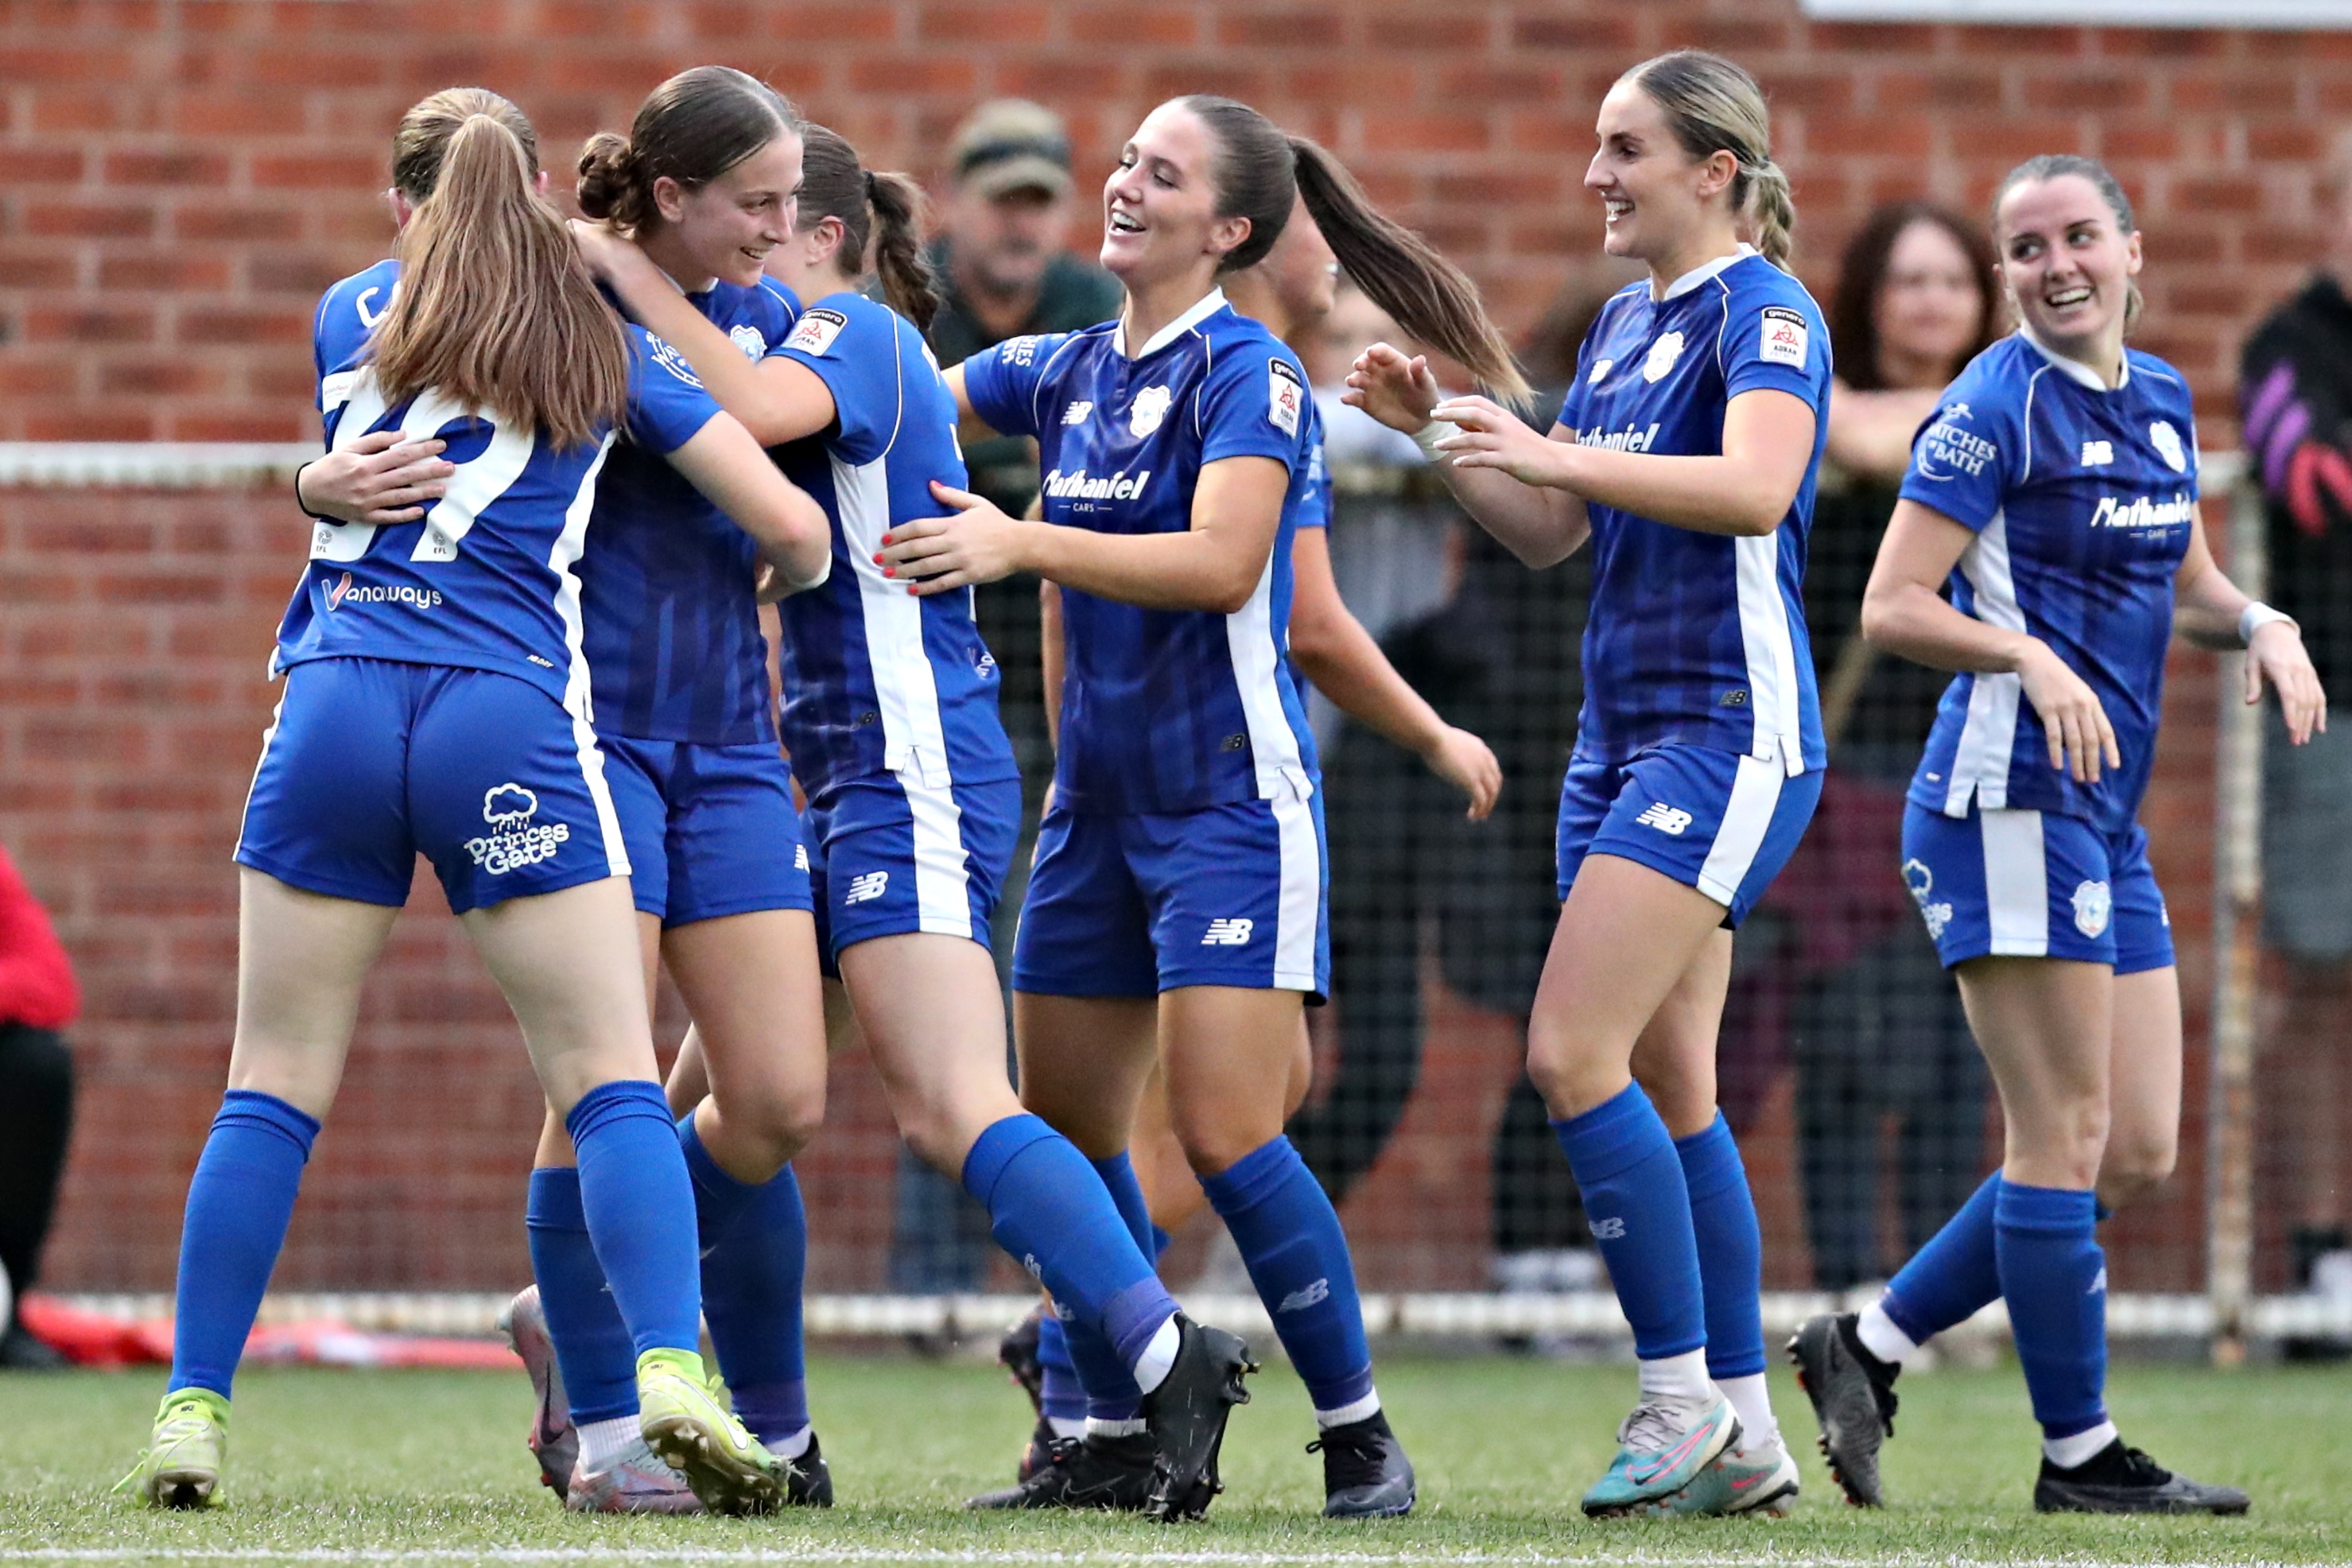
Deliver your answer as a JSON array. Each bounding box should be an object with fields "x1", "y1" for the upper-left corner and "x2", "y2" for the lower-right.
[
  {"x1": 1343, "y1": 342, "x2": 1442, "y2": 434},
  {"x1": 2016, "y1": 638, "x2": 2120, "y2": 784},
  {"x1": 879, "y1": 483, "x2": 1030, "y2": 595},
  {"x1": 2247, "y1": 619, "x2": 2327, "y2": 744},
  {"x1": 1423, "y1": 725, "x2": 1502, "y2": 821},
  {"x1": 297, "y1": 430, "x2": 453, "y2": 526}
]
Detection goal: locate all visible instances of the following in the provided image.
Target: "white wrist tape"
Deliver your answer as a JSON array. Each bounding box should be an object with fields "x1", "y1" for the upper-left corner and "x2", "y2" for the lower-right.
[
  {"x1": 1411, "y1": 421, "x2": 1450, "y2": 462},
  {"x1": 2239, "y1": 601, "x2": 2295, "y2": 647}
]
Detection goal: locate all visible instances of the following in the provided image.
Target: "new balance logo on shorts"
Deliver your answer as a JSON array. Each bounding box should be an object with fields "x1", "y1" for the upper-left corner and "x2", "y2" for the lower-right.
[
  {"x1": 1589, "y1": 1216, "x2": 1627, "y2": 1240},
  {"x1": 1635, "y1": 802, "x2": 1693, "y2": 836},
  {"x1": 1201, "y1": 917, "x2": 1255, "y2": 945},
  {"x1": 844, "y1": 870, "x2": 889, "y2": 904},
  {"x1": 1277, "y1": 1278, "x2": 1329, "y2": 1313}
]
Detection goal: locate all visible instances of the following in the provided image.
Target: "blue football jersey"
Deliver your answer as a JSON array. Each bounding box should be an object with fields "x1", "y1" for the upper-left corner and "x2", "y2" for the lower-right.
[
  {"x1": 281, "y1": 270, "x2": 721, "y2": 715},
  {"x1": 1554, "y1": 247, "x2": 1831, "y2": 774},
  {"x1": 578, "y1": 278, "x2": 802, "y2": 744},
  {"x1": 962, "y1": 290, "x2": 1320, "y2": 813},
  {"x1": 1902, "y1": 332, "x2": 2201, "y2": 833},
  {"x1": 769, "y1": 290, "x2": 1019, "y2": 797}
]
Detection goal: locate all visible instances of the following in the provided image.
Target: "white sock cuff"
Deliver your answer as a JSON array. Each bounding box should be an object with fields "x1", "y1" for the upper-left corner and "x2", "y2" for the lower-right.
[
  {"x1": 2043, "y1": 1419, "x2": 2119, "y2": 1470},
  {"x1": 1314, "y1": 1389, "x2": 1382, "y2": 1430},
  {"x1": 1046, "y1": 1415, "x2": 1087, "y2": 1441},
  {"x1": 1716, "y1": 1372, "x2": 1779, "y2": 1453},
  {"x1": 576, "y1": 1414, "x2": 638, "y2": 1475},
  {"x1": 763, "y1": 1425, "x2": 813, "y2": 1461},
  {"x1": 1085, "y1": 1415, "x2": 1147, "y2": 1440},
  {"x1": 1130, "y1": 1314, "x2": 1180, "y2": 1395},
  {"x1": 1636, "y1": 1348, "x2": 1715, "y2": 1406},
  {"x1": 1857, "y1": 1300, "x2": 1920, "y2": 1365}
]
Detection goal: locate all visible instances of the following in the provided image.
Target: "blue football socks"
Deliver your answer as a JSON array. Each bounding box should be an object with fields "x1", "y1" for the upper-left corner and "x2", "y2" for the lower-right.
[
  {"x1": 1996, "y1": 1181, "x2": 2109, "y2": 1441},
  {"x1": 1675, "y1": 1112, "x2": 1766, "y2": 1380},
  {"x1": 1552, "y1": 1084, "x2": 1706, "y2": 1362},
  {"x1": 961, "y1": 1115, "x2": 1178, "y2": 1410},
  {"x1": 565, "y1": 1080, "x2": 701, "y2": 1360},
  {"x1": 1034, "y1": 1310, "x2": 1087, "y2": 1427},
  {"x1": 1201, "y1": 1135, "x2": 1376, "y2": 1421},
  {"x1": 680, "y1": 1114, "x2": 808, "y2": 1446},
  {"x1": 1880, "y1": 1172, "x2": 2003, "y2": 1349},
  {"x1": 168, "y1": 1089, "x2": 320, "y2": 1399},
  {"x1": 525, "y1": 1165, "x2": 638, "y2": 1424}
]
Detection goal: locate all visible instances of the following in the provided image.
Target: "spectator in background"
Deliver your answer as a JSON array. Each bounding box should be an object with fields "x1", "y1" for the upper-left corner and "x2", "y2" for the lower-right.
[
  {"x1": 891, "y1": 100, "x2": 1122, "y2": 1295},
  {"x1": 2238, "y1": 137, "x2": 2352, "y2": 1342},
  {"x1": 0, "y1": 844, "x2": 76, "y2": 1368},
  {"x1": 1783, "y1": 203, "x2": 1999, "y2": 1290}
]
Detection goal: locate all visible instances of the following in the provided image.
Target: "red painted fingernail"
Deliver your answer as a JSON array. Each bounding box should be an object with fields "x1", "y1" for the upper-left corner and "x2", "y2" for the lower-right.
[
  {"x1": 872, "y1": 553, "x2": 886, "y2": 565},
  {"x1": 906, "y1": 584, "x2": 919, "y2": 596},
  {"x1": 881, "y1": 566, "x2": 895, "y2": 577}
]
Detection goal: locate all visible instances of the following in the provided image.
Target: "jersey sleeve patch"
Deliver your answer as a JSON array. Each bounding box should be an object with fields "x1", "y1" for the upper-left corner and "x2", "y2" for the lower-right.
[
  {"x1": 646, "y1": 334, "x2": 704, "y2": 390},
  {"x1": 1757, "y1": 305, "x2": 1809, "y2": 370},
  {"x1": 786, "y1": 307, "x2": 849, "y2": 358},
  {"x1": 1268, "y1": 357, "x2": 1304, "y2": 437},
  {"x1": 1913, "y1": 403, "x2": 1997, "y2": 482}
]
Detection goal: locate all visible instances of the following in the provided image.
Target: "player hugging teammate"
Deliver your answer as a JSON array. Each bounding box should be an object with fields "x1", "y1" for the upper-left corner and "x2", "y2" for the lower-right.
[{"x1": 129, "y1": 45, "x2": 2307, "y2": 1527}]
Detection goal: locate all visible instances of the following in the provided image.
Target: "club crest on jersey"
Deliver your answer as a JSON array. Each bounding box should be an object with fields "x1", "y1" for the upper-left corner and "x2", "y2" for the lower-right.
[
  {"x1": 2072, "y1": 879, "x2": 2112, "y2": 938},
  {"x1": 647, "y1": 335, "x2": 703, "y2": 388},
  {"x1": 1758, "y1": 305, "x2": 1808, "y2": 369},
  {"x1": 1062, "y1": 399, "x2": 1093, "y2": 425},
  {"x1": 730, "y1": 323, "x2": 767, "y2": 359},
  {"x1": 2148, "y1": 419, "x2": 2187, "y2": 474},
  {"x1": 464, "y1": 784, "x2": 569, "y2": 876},
  {"x1": 1267, "y1": 358, "x2": 1303, "y2": 437},
  {"x1": 1129, "y1": 383, "x2": 1174, "y2": 437},
  {"x1": 787, "y1": 308, "x2": 848, "y2": 357},
  {"x1": 1643, "y1": 332, "x2": 1686, "y2": 383}
]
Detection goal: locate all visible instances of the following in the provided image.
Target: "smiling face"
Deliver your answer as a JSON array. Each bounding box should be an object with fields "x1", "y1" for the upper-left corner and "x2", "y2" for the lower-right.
[
  {"x1": 1100, "y1": 100, "x2": 1252, "y2": 289},
  {"x1": 1874, "y1": 218, "x2": 1989, "y2": 384},
  {"x1": 653, "y1": 130, "x2": 803, "y2": 289},
  {"x1": 1584, "y1": 79, "x2": 1736, "y2": 270},
  {"x1": 1993, "y1": 173, "x2": 2141, "y2": 360}
]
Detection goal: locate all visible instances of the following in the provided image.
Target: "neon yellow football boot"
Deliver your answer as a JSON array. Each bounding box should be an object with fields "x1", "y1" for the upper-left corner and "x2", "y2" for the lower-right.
[
  {"x1": 119, "y1": 1388, "x2": 230, "y2": 1509},
  {"x1": 635, "y1": 1348, "x2": 782, "y2": 1516}
]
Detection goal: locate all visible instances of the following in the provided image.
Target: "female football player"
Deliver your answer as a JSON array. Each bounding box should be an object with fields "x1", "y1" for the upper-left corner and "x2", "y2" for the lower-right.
[
  {"x1": 1788, "y1": 155, "x2": 2318, "y2": 1516},
  {"x1": 1348, "y1": 50, "x2": 1828, "y2": 1516},
  {"x1": 884, "y1": 94, "x2": 1522, "y2": 1518},
  {"x1": 129, "y1": 95, "x2": 829, "y2": 1512},
  {"x1": 576, "y1": 119, "x2": 1251, "y2": 1522}
]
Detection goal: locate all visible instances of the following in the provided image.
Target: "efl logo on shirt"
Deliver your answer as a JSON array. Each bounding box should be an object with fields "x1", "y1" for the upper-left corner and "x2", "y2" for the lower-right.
[
  {"x1": 787, "y1": 309, "x2": 848, "y2": 357},
  {"x1": 1201, "y1": 917, "x2": 1255, "y2": 946},
  {"x1": 1267, "y1": 358, "x2": 1303, "y2": 437},
  {"x1": 1634, "y1": 802, "x2": 1693, "y2": 836},
  {"x1": 844, "y1": 869, "x2": 890, "y2": 905},
  {"x1": 1758, "y1": 306, "x2": 1808, "y2": 369}
]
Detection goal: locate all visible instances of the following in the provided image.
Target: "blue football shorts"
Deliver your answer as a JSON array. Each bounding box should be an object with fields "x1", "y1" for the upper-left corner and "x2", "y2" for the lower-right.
[
  {"x1": 803, "y1": 771, "x2": 1021, "y2": 974},
  {"x1": 599, "y1": 734, "x2": 813, "y2": 927},
  {"x1": 1555, "y1": 744, "x2": 1822, "y2": 927},
  {"x1": 1012, "y1": 778, "x2": 1330, "y2": 1000},
  {"x1": 1900, "y1": 801, "x2": 2173, "y2": 975},
  {"x1": 236, "y1": 657, "x2": 627, "y2": 916}
]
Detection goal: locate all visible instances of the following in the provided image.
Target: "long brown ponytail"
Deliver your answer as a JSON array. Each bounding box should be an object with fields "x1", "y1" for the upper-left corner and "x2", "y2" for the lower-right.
[
  {"x1": 392, "y1": 86, "x2": 538, "y2": 202},
  {"x1": 371, "y1": 114, "x2": 632, "y2": 451},
  {"x1": 1174, "y1": 95, "x2": 1530, "y2": 406},
  {"x1": 1623, "y1": 50, "x2": 1795, "y2": 270},
  {"x1": 797, "y1": 123, "x2": 943, "y2": 330}
]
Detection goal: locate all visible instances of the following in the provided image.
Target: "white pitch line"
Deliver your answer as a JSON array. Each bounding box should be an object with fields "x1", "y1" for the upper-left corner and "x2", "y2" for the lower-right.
[{"x1": 0, "y1": 1550, "x2": 2311, "y2": 1568}]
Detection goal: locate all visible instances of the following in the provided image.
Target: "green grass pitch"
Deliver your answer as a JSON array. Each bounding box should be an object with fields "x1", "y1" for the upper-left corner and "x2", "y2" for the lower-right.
[{"x1": 2, "y1": 1353, "x2": 2346, "y2": 1563}]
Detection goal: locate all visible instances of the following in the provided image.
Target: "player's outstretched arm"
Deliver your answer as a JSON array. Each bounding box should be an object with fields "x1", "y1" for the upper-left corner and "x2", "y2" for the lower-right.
[
  {"x1": 1288, "y1": 526, "x2": 1499, "y2": 819},
  {"x1": 666, "y1": 412, "x2": 832, "y2": 591},
  {"x1": 1345, "y1": 342, "x2": 1585, "y2": 567},
  {"x1": 2171, "y1": 511, "x2": 2327, "y2": 742}
]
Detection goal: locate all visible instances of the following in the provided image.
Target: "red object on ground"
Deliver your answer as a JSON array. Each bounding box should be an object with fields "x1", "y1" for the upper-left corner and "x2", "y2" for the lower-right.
[{"x1": 17, "y1": 1294, "x2": 518, "y2": 1371}]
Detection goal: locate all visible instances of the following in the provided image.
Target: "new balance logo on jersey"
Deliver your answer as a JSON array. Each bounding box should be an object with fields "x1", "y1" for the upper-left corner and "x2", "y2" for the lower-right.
[
  {"x1": 1635, "y1": 802, "x2": 1693, "y2": 836},
  {"x1": 1589, "y1": 1217, "x2": 1626, "y2": 1241},
  {"x1": 1586, "y1": 357, "x2": 1614, "y2": 385},
  {"x1": 2090, "y1": 492, "x2": 2195, "y2": 531},
  {"x1": 1201, "y1": 918, "x2": 1255, "y2": 946},
  {"x1": 1062, "y1": 400, "x2": 1093, "y2": 425},
  {"x1": 844, "y1": 870, "x2": 890, "y2": 905},
  {"x1": 794, "y1": 844, "x2": 809, "y2": 871},
  {"x1": 1042, "y1": 468, "x2": 1152, "y2": 502},
  {"x1": 464, "y1": 783, "x2": 569, "y2": 875},
  {"x1": 1277, "y1": 1278, "x2": 1329, "y2": 1313},
  {"x1": 2081, "y1": 440, "x2": 2114, "y2": 466},
  {"x1": 1575, "y1": 421, "x2": 1660, "y2": 453}
]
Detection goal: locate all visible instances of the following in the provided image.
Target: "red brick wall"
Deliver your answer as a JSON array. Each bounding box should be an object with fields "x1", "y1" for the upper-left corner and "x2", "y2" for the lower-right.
[{"x1": 3, "y1": 0, "x2": 2309, "y2": 1290}]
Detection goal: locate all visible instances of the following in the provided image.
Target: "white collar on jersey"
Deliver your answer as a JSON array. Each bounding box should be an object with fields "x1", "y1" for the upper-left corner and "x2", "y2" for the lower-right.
[
  {"x1": 1118, "y1": 288, "x2": 1229, "y2": 359},
  {"x1": 2017, "y1": 324, "x2": 2129, "y2": 392},
  {"x1": 1655, "y1": 243, "x2": 1757, "y2": 302}
]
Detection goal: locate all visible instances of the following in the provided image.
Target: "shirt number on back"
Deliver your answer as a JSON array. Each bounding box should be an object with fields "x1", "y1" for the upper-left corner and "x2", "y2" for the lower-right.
[{"x1": 311, "y1": 375, "x2": 536, "y2": 565}]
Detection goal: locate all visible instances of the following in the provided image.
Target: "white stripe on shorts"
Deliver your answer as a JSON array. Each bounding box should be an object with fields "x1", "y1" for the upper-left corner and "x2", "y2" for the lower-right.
[
  {"x1": 903, "y1": 774, "x2": 976, "y2": 941},
  {"x1": 232, "y1": 694, "x2": 287, "y2": 863},
  {"x1": 1271, "y1": 770, "x2": 1322, "y2": 992},
  {"x1": 1694, "y1": 752, "x2": 1785, "y2": 907},
  {"x1": 569, "y1": 711, "x2": 630, "y2": 881},
  {"x1": 1981, "y1": 806, "x2": 2049, "y2": 956}
]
